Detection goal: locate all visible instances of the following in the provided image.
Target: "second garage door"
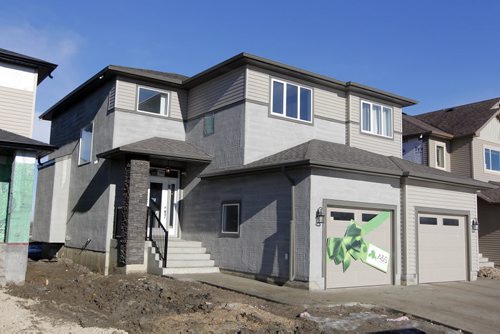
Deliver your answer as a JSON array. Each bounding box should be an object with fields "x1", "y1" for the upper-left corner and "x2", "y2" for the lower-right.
[{"x1": 418, "y1": 213, "x2": 467, "y2": 283}]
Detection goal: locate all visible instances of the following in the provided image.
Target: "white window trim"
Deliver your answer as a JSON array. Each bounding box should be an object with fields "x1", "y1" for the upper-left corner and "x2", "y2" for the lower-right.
[
  {"x1": 136, "y1": 85, "x2": 170, "y2": 117},
  {"x1": 270, "y1": 78, "x2": 313, "y2": 123},
  {"x1": 435, "y1": 143, "x2": 446, "y2": 170},
  {"x1": 78, "y1": 122, "x2": 94, "y2": 166},
  {"x1": 221, "y1": 203, "x2": 240, "y2": 234},
  {"x1": 483, "y1": 145, "x2": 500, "y2": 174},
  {"x1": 360, "y1": 100, "x2": 394, "y2": 139}
]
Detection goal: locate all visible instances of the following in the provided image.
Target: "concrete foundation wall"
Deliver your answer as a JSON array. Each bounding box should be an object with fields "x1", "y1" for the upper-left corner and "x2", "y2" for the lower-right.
[
  {"x1": 182, "y1": 169, "x2": 310, "y2": 281},
  {"x1": 309, "y1": 169, "x2": 401, "y2": 290},
  {"x1": 59, "y1": 246, "x2": 107, "y2": 274}
]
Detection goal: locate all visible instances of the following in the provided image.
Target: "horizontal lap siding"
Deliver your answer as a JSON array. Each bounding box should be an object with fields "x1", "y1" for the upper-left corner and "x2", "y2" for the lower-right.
[
  {"x1": 450, "y1": 138, "x2": 472, "y2": 178},
  {"x1": 478, "y1": 200, "x2": 500, "y2": 265},
  {"x1": 314, "y1": 88, "x2": 346, "y2": 121},
  {"x1": 188, "y1": 68, "x2": 246, "y2": 119},
  {"x1": 115, "y1": 79, "x2": 186, "y2": 120},
  {"x1": 405, "y1": 182, "x2": 478, "y2": 280},
  {"x1": 0, "y1": 86, "x2": 34, "y2": 137},
  {"x1": 246, "y1": 69, "x2": 269, "y2": 104}
]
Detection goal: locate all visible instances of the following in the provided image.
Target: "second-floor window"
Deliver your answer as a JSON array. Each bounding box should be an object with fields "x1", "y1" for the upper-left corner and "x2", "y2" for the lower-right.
[
  {"x1": 137, "y1": 86, "x2": 169, "y2": 116},
  {"x1": 485, "y1": 148, "x2": 500, "y2": 172},
  {"x1": 271, "y1": 79, "x2": 312, "y2": 122},
  {"x1": 436, "y1": 145, "x2": 445, "y2": 169},
  {"x1": 361, "y1": 101, "x2": 393, "y2": 138},
  {"x1": 79, "y1": 123, "x2": 93, "y2": 165}
]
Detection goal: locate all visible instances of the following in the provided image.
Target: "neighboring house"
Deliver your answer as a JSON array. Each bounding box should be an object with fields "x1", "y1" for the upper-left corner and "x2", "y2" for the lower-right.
[
  {"x1": 0, "y1": 48, "x2": 56, "y2": 284},
  {"x1": 403, "y1": 98, "x2": 500, "y2": 266},
  {"x1": 33, "y1": 53, "x2": 492, "y2": 290}
]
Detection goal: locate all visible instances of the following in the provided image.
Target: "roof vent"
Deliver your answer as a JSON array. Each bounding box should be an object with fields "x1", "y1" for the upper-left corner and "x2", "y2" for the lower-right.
[{"x1": 445, "y1": 108, "x2": 454, "y2": 112}]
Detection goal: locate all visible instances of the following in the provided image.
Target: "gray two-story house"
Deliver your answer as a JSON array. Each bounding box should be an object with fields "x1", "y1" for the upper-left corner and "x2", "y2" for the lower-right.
[
  {"x1": 403, "y1": 98, "x2": 500, "y2": 267},
  {"x1": 33, "y1": 53, "x2": 492, "y2": 290}
]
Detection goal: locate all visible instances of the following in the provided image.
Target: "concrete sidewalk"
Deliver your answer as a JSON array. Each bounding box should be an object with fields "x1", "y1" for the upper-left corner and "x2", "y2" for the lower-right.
[{"x1": 172, "y1": 272, "x2": 500, "y2": 334}]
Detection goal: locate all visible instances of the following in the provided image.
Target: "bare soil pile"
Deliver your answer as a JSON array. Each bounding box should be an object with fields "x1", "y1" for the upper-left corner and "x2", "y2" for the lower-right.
[{"x1": 478, "y1": 266, "x2": 500, "y2": 279}]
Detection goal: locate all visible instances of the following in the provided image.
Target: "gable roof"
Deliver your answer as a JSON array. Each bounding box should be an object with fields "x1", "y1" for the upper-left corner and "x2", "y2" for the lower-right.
[
  {"x1": 40, "y1": 52, "x2": 416, "y2": 121},
  {"x1": 0, "y1": 128, "x2": 55, "y2": 156},
  {"x1": 403, "y1": 114, "x2": 453, "y2": 139},
  {"x1": 201, "y1": 139, "x2": 493, "y2": 190},
  {"x1": 414, "y1": 97, "x2": 500, "y2": 138},
  {"x1": 97, "y1": 137, "x2": 212, "y2": 163},
  {"x1": 0, "y1": 48, "x2": 57, "y2": 84}
]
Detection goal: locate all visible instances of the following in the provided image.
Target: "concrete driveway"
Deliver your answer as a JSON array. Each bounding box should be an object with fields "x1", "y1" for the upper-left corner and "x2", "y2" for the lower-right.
[{"x1": 174, "y1": 273, "x2": 500, "y2": 334}]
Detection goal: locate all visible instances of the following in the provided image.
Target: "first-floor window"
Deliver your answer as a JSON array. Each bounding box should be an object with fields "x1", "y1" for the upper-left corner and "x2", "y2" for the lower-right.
[
  {"x1": 204, "y1": 113, "x2": 215, "y2": 136},
  {"x1": 221, "y1": 202, "x2": 240, "y2": 234},
  {"x1": 79, "y1": 123, "x2": 93, "y2": 165},
  {"x1": 271, "y1": 79, "x2": 312, "y2": 122},
  {"x1": 361, "y1": 101, "x2": 393, "y2": 138},
  {"x1": 485, "y1": 148, "x2": 500, "y2": 171}
]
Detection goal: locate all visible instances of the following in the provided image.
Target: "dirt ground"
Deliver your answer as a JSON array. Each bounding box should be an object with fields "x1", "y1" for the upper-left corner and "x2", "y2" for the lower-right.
[{"x1": 6, "y1": 259, "x2": 458, "y2": 333}]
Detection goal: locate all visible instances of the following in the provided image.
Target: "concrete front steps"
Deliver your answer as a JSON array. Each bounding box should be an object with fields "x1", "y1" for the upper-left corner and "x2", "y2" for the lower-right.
[
  {"x1": 479, "y1": 253, "x2": 495, "y2": 268},
  {"x1": 147, "y1": 239, "x2": 219, "y2": 275}
]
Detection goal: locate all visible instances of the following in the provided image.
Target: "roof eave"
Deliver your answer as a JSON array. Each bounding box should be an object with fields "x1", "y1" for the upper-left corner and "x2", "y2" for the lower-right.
[
  {"x1": 97, "y1": 148, "x2": 212, "y2": 164},
  {"x1": 406, "y1": 172, "x2": 495, "y2": 190}
]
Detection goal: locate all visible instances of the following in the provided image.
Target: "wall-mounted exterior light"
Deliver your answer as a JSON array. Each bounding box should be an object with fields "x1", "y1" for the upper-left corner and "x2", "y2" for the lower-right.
[
  {"x1": 472, "y1": 218, "x2": 479, "y2": 232},
  {"x1": 315, "y1": 207, "x2": 325, "y2": 226}
]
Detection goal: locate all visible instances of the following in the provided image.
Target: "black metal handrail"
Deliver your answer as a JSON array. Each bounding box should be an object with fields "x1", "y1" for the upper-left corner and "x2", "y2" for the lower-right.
[{"x1": 146, "y1": 200, "x2": 169, "y2": 267}]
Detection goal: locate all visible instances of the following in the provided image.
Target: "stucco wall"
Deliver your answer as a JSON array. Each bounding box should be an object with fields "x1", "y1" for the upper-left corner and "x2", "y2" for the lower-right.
[
  {"x1": 181, "y1": 169, "x2": 310, "y2": 281},
  {"x1": 309, "y1": 169, "x2": 401, "y2": 289}
]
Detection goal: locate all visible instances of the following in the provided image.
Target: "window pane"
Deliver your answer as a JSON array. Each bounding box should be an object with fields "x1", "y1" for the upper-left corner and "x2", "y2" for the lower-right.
[
  {"x1": 419, "y1": 217, "x2": 437, "y2": 225},
  {"x1": 222, "y1": 204, "x2": 239, "y2": 233},
  {"x1": 286, "y1": 84, "x2": 298, "y2": 118},
  {"x1": 79, "y1": 124, "x2": 93, "y2": 164},
  {"x1": 436, "y1": 146, "x2": 445, "y2": 168},
  {"x1": 443, "y1": 218, "x2": 459, "y2": 226},
  {"x1": 299, "y1": 88, "x2": 311, "y2": 121},
  {"x1": 362, "y1": 213, "x2": 377, "y2": 222},
  {"x1": 138, "y1": 88, "x2": 167, "y2": 115},
  {"x1": 485, "y1": 149, "x2": 491, "y2": 170},
  {"x1": 373, "y1": 105, "x2": 382, "y2": 134},
  {"x1": 204, "y1": 114, "x2": 214, "y2": 136},
  {"x1": 383, "y1": 107, "x2": 392, "y2": 136},
  {"x1": 362, "y1": 103, "x2": 371, "y2": 132},
  {"x1": 331, "y1": 212, "x2": 355, "y2": 221},
  {"x1": 272, "y1": 81, "x2": 284, "y2": 115},
  {"x1": 492, "y1": 150, "x2": 500, "y2": 171}
]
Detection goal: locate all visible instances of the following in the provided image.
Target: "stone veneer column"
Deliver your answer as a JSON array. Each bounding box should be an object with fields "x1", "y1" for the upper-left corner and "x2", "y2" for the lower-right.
[{"x1": 121, "y1": 158, "x2": 149, "y2": 266}]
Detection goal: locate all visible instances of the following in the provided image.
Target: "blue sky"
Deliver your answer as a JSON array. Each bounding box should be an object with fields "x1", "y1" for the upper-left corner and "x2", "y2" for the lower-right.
[{"x1": 1, "y1": 1, "x2": 500, "y2": 142}]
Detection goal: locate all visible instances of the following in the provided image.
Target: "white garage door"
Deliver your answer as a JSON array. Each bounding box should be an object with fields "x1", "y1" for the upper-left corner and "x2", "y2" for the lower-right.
[
  {"x1": 326, "y1": 207, "x2": 393, "y2": 289},
  {"x1": 418, "y1": 213, "x2": 467, "y2": 283}
]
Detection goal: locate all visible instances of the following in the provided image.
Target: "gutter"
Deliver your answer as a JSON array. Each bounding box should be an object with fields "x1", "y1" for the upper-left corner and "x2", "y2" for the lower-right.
[{"x1": 281, "y1": 166, "x2": 296, "y2": 282}]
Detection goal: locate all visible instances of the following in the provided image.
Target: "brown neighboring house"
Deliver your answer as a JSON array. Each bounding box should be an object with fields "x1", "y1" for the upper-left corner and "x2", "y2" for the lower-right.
[{"x1": 403, "y1": 97, "x2": 500, "y2": 266}]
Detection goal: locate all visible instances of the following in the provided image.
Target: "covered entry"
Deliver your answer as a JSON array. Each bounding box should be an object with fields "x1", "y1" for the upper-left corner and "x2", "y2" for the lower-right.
[
  {"x1": 325, "y1": 205, "x2": 393, "y2": 289},
  {"x1": 417, "y1": 213, "x2": 467, "y2": 283}
]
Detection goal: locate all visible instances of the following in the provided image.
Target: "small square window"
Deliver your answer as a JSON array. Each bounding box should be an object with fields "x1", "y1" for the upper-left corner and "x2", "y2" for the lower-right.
[
  {"x1": 79, "y1": 123, "x2": 93, "y2": 165},
  {"x1": 137, "y1": 86, "x2": 169, "y2": 116},
  {"x1": 204, "y1": 113, "x2": 215, "y2": 136},
  {"x1": 419, "y1": 217, "x2": 437, "y2": 225},
  {"x1": 436, "y1": 145, "x2": 445, "y2": 168},
  {"x1": 221, "y1": 203, "x2": 240, "y2": 235},
  {"x1": 331, "y1": 212, "x2": 355, "y2": 221}
]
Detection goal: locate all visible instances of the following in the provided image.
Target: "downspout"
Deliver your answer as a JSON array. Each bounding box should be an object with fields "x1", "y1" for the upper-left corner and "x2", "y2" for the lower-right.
[{"x1": 281, "y1": 166, "x2": 296, "y2": 282}]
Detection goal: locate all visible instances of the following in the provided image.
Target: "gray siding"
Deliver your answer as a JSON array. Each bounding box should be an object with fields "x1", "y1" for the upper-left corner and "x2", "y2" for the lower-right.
[
  {"x1": 182, "y1": 169, "x2": 310, "y2": 281},
  {"x1": 115, "y1": 77, "x2": 187, "y2": 120},
  {"x1": 0, "y1": 85, "x2": 35, "y2": 137},
  {"x1": 245, "y1": 67, "x2": 347, "y2": 122},
  {"x1": 450, "y1": 137, "x2": 472, "y2": 178},
  {"x1": 472, "y1": 138, "x2": 500, "y2": 182},
  {"x1": 244, "y1": 102, "x2": 346, "y2": 164},
  {"x1": 309, "y1": 169, "x2": 401, "y2": 289},
  {"x1": 32, "y1": 163, "x2": 55, "y2": 242},
  {"x1": 112, "y1": 110, "x2": 185, "y2": 148},
  {"x1": 347, "y1": 92, "x2": 403, "y2": 157},
  {"x1": 403, "y1": 180, "x2": 478, "y2": 283},
  {"x1": 188, "y1": 68, "x2": 246, "y2": 119},
  {"x1": 477, "y1": 116, "x2": 500, "y2": 143},
  {"x1": 478, "y1": 199, "x2": 500, "y2": 265},
  {"x1": 185, "y1": 103, "x2": 244, "y2": 169}
]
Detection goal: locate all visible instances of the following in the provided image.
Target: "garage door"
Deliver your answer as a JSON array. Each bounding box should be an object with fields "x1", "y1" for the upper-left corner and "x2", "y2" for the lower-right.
[
  {"x1": 326, "y1": 207, "x2": 393, "y2": 289},
  {"x1": 418, "y1": 213, "x2": 467, "y2": 283}
]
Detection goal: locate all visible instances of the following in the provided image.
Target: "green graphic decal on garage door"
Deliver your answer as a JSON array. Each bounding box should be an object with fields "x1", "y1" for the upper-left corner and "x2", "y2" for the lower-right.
[{"x1": 327, "y1": 211, "x2": 390, "y2": 273}]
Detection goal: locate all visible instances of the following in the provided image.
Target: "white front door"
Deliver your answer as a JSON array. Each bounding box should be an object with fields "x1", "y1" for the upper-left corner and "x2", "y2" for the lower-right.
[{"x1": 148, "y1": 176, "x2": 180, "y2": 238}]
